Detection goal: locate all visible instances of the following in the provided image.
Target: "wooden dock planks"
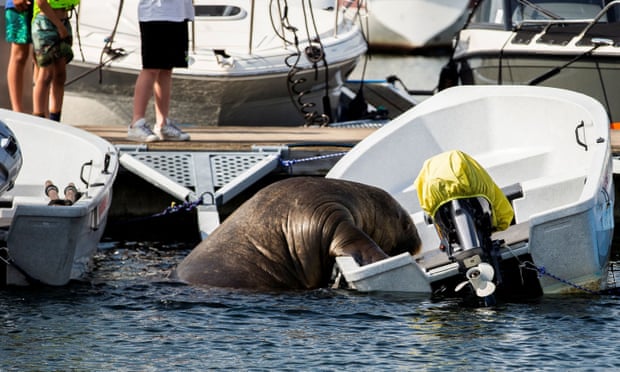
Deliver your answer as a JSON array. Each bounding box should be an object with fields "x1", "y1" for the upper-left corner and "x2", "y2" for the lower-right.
[{"x1": 77, "y1": 125, "x2": 378, "y2": 151}]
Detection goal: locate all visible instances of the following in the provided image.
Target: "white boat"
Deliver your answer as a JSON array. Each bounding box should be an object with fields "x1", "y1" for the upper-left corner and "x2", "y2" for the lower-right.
[
  {"x1": 66, "y1": 0, "x2": 367, "y2": 126},
  {"x1": 444, "y1": 0, "x2": 620, "y2": 125},
  {"x1": 0, "y1": 110, "x2": 119, "y2": 286},
  {"x1": 328, "y1": 85, "x2": 614, "y2": 300},
  {"x1": 362, "y1": 0, "x2": 470, "y2": 51}
]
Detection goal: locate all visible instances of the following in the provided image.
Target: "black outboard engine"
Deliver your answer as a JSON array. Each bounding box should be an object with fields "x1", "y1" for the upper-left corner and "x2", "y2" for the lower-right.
[
  {"x1": 434, "y1": 197, "x2": 493, "y2": 264},
  {"x1": 433, "y1": 197, "x2": 499, "y2": 306},
  {"x1": 415, "y1": 150, "x2": 515, "y2": 306}
]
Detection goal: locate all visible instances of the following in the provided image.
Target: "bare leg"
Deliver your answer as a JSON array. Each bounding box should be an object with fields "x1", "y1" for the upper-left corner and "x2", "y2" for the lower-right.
[
  {"x1": 48, "y1": 58, "x2": 67, "y2": 116},
  {"x1": 32, "y1": 64, "x2": 53, "y2": 116},
  {"x1": 131, "y1": 68, "x2": 158, "y2": 125},
  {"x1": 6, "y1": 43, "x2": 31, "y2": 113},
  {"x1": 153, "y1": 68, "x2": 172, "y2": 129}
]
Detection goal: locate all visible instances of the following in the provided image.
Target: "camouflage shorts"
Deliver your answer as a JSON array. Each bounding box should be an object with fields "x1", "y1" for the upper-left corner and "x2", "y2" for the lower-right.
[
  {"x1": 32, "y1": 14, "x2": 74, "y2": 67},
  {"x1": 5, "y1": 8, "x2": 33, "y2": 44}
]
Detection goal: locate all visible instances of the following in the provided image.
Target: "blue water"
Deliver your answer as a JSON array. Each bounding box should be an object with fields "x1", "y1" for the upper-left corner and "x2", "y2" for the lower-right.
[{"x1": 2, "y1": 240, "x2": 620, "y2": 371}]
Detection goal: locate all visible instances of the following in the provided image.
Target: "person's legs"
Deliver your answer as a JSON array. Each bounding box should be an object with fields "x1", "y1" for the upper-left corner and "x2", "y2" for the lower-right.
[
  {"x1": 153, "y1": 68, "x2": 172, "y2": 129},
  {"x1": 152, "y1": 67, "x2": 189, "y2": 141},
  {"x1": 127, "y1": 68, "x2": 159, "y2": 142},
  {"x1": 6, "y1": 42, "x2": 31, "y2": 112},
  {"x1": 131, "y1": 68, "x2": 158, "y2": 125},
  {"x1": 32, "y1": 64, "x2": 52, "y2": 117},
  {"x1": 48, "y1": 58, "x2": 67, "y2": 121}
]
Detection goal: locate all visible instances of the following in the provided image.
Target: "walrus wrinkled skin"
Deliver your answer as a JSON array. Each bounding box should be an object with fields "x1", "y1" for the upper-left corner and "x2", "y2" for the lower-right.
[{"x1": 175, "y1": 177, "x2": 422, "y2": 290}]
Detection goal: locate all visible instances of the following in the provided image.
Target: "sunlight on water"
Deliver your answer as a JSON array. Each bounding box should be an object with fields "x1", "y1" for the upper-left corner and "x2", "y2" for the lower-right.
[{"x1": 2, "y1": 241, "x2": 620, "y2": 370}]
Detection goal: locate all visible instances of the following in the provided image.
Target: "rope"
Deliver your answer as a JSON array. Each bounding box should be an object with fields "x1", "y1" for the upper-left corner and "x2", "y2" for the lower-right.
[
  {"x1": 108, "y1": 191, "x2": 215, "y2": 227},
  {"x1": 522, "y1": 261, "x2": 607, "y2": 295},
  {"x1": 152, "y1": 192, "x2": 214, "y2": 217},
  {"x1": 279, "y1": 151, "x2": 348, "y2": 171}
]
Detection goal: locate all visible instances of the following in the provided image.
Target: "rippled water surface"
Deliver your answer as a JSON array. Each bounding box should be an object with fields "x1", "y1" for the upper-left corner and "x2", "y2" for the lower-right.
[{"x1": 2, "y1": 241, "x2": 620, "y2": 371}]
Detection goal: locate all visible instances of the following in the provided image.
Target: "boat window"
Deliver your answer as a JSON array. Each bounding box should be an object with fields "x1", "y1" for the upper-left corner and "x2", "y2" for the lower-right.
[
  {"x1": 194, "y1": 5, "x2": 245, "y2": 18},
  {"x1": 470, "y1": 0, "x2": 509, "y2": 26},
  {"x1": 511, "y1": 0, "x2": 606, "y2": 23}
]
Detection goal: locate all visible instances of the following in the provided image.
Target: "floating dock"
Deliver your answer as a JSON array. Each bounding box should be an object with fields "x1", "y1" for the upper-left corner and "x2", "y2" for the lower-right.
[{"x1": 72, "y1": 83, "x2": 620, "y2": 240}]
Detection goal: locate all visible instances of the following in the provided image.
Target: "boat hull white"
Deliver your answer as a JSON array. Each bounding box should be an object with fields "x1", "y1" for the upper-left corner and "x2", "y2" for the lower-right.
[
  {"x1": 365, "y1": 0, "x2": 470, "y2": 50},
  {"x1": 0, "y1": 110, "x2": 119, "y2": 286},
  {"x1": 66, "y1": 56, "x2": 360, "y2": 126},
  {"x1": 328, "y1": 85, "x2": 614, "y2": 296},
  {"x1": 66, "y1": 0, "x2": 367, "y2": 126}
]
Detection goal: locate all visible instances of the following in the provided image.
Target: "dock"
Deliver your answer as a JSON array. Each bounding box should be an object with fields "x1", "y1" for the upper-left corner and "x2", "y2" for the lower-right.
[
  {"x1": 77, "y1": 124, "x2": 378, "y2": 152},
  {"x1": 82, "y1": 123, "x2": 385, "y2": 241},
  {"x1": 69, "y1": 83, "x2": 620, "y2": 241}
]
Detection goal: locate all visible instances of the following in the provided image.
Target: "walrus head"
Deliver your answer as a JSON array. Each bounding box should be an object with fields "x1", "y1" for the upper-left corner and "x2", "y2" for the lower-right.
[
  {"x1": 365, "y1": 194, "x2": 422, "y2": 258},
  {"x1": 326, "y1": 179, "x2": 422, "y2": 265}
]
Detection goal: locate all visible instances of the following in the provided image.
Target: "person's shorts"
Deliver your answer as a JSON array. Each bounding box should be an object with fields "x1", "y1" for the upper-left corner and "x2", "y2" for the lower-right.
[
  {"x1": 5, "y1": 7, "x2": 33, "y2": 44},
  {"x1": 140, "y1": 21, "x2": 189, "y2": 69},
  {"x1": 32, "y1": 14, "x2": 73, "y2": 67}
]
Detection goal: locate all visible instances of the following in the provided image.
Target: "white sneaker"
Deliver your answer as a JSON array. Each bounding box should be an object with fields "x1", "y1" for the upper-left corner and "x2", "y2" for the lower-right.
[
  {"x1": 154, "y1": 119, "x2": 190, "y2": 141},
  {"x1": 127, "y1": 118, "x2": 159, "y2": 142}
]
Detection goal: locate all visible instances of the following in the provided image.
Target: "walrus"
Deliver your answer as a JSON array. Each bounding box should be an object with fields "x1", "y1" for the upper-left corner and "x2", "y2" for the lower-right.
[{"x1": 175, "y1": 177, "x2": 422, "y2": 290}]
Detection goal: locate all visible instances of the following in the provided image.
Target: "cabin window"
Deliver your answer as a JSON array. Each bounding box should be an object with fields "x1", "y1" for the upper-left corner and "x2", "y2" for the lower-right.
[
  {"x1": 511, "y1": 0, "x2": 606, "y2": 22},
  {"x1": 468, "y1": 0, "x2": 610, "y2": 28},
  {"x1": 470, "y1": 0, "x2": 508, "y2": 26},
  {"x1": 194, "y1": 5, "x2": 245, "y2": 18}
]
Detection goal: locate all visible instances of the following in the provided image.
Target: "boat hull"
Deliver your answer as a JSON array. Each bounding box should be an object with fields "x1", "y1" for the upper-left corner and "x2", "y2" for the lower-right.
[
  {"x1": 66, "y1": 56, "x2": 360, "y2": 126},
  {"x1": 365, "y1": 0, "x2": 470, "y2": 51}
]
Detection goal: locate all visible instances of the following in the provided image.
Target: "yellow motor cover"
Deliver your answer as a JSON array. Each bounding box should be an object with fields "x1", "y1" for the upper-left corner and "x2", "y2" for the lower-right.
[{"x1": 414, "y1": 150, "x2": 514, "y2": 231}]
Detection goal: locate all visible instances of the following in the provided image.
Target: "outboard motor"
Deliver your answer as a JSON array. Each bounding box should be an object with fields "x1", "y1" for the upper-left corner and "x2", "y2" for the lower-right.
[
  {"x1": 433, "y1": 197, "x2": 493, "y2": 263},
  {"x1": 433, "y1": 197, "x2": 499, "y2": 306},
  {"x1": 415, "y1": 150, "x2": 515, "y2": 306},
  {"x1": 0, "y1": 120, "x2": 22, "y2": 195}
]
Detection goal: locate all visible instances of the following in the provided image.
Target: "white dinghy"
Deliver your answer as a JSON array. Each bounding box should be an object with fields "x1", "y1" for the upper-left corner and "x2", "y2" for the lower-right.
[
  {"x1": 328, "y1": 85, "x2": 614, "y2": 301},
  {"x1": 66, "y1": 0, "x2": 367, "y2": 126},
  {"x1": 0, "y1": 110, "x2": 119, "y2": 286}
]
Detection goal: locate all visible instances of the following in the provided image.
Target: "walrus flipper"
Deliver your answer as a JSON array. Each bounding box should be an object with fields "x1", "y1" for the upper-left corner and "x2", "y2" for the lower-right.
[{"x1": 329, "y1": 221, "x2": 389, "y2": 266}]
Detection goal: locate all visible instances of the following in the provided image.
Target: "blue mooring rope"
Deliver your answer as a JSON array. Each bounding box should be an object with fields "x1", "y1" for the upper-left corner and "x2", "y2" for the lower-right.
[
  {"x1": 523, "y1": 261, "x2": 620, "y2": 295},
  {"x1": 152, "y1": 191, "x2": 214, "y2": 217},
  {"x1": 279, "y1": 152, "x2": 348, "y2": 170}
]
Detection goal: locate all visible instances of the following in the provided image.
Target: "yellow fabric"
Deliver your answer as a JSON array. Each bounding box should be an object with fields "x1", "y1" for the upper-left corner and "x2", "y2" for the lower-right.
[
  {"x1": 34, "y1": 0, "x2": 79, "y2": 16},
  {"x1": 414, "y1": 150, "x2": 514, "y2": 231}
]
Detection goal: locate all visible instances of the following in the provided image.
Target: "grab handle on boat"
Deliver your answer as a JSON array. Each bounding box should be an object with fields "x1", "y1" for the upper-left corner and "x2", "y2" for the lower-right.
[
  {"x1": 103, "y1": 153, "x2": 111, "y2": 174},
  {"x1": 80, "y1": 160, "x2": 93, "y2": 187},
  {"x1": 575, "y1": 121, "x2": 588, "y2": 151}
]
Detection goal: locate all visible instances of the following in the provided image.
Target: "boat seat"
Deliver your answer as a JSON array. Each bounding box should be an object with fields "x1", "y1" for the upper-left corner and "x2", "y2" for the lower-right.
[
  {"x1": 502, "y1": 182, "x2": 523, "y2": 204},
  {"x1": 492, "y1": 221, "x2": 529, "y2": 246}
]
